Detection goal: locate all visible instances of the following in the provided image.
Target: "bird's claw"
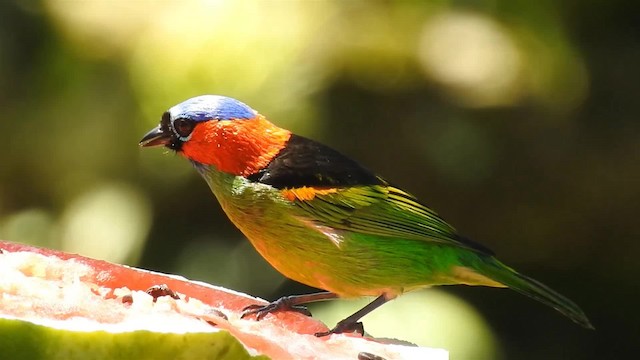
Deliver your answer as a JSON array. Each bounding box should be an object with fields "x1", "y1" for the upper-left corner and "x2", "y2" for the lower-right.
[
  {"x1": 314, "y1": 320, "x2": 364, "y2": 337},
  {"x1": 241, "y1": 296, "x2": 312, "y2": 321}
]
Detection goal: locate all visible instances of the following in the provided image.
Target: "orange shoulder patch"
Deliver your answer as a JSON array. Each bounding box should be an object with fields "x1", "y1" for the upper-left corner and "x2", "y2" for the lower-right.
[{"x1": 281, "y1": 187, "x2": 338, "y2": 201}]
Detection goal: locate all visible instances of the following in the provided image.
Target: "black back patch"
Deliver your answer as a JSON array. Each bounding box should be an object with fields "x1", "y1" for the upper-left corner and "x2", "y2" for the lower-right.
[{"x1": 248, "y1": 134, "x2": 384, "y2": 189}]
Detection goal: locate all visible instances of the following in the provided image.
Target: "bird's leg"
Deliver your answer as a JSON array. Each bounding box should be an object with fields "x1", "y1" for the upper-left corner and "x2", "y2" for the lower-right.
[
  {"x1": 315, "y1": 293, "x2": 393, "y2": 337},
  {"x1": 241, "y1": 291, "x2": 338, "y2": 320}
]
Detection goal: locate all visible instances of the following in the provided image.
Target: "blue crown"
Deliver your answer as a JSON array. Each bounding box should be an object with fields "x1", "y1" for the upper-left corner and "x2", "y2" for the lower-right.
[{"x1": 169, "y1": 95, "x2": 257, "y2": 122}]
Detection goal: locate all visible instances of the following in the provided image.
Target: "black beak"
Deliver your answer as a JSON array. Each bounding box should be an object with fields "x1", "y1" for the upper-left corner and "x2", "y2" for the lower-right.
[{"x1": 139, "y1": 125, "x2": 171, "y2": 147}]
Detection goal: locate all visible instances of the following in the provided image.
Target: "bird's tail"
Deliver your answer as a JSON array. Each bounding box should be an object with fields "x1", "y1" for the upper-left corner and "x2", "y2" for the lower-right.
[{"x1": 473, "y1": 257, "x2": 594, "y2": 329}]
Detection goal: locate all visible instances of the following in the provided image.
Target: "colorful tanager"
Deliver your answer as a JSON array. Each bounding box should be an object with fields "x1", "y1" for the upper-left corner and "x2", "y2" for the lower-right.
[{"x1": 140, "y1": 95, "x2": 593, "y2": 335}]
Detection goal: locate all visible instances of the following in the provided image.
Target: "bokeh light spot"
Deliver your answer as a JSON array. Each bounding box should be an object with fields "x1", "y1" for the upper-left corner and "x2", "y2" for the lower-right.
[
  {"x1": 418, "y1": 11, "x2": 523, "y2": 107},
  {"x1": 0, "y1": 209, "x2": 58, "y2": 249},
  {"x1": 60, "y1": 183, "x2": 151, "y2": 264}
]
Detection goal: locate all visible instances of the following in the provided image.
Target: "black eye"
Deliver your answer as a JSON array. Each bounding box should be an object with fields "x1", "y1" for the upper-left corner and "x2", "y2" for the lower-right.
[{"x1": 173, "y1": 118, "x2": 195, "y2": 138}]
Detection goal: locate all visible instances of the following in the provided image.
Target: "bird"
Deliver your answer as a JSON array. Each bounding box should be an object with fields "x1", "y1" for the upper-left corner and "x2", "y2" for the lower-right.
[{"x1": 139, "y1": 95, "x2": 593, "y2": 336}]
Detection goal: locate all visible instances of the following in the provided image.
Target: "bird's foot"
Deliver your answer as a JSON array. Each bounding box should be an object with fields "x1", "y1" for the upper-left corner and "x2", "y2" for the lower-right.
[
  {"x1": 241, "y1": 296, "x2": 312, "y2": 321},
  {"x1": 314, "y1": 320, "x2": 365, "y2": 337}
]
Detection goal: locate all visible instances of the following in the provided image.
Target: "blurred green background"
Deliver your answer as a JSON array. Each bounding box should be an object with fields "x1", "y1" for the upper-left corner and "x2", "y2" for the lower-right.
[{"x1": 1, "y1": 1, "x2": 637, "y2": 359}]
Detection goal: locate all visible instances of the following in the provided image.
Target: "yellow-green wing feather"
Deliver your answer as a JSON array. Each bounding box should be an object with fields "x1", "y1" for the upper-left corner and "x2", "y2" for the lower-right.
[{"x1": 290, "y1": 185, "x2": 492, "y2": 254}]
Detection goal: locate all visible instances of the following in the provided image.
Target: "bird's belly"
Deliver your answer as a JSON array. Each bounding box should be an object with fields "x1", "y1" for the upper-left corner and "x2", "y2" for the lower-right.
[
  {"x1": 230, "y1": 212, "x2": 459, "y2": 298},
  {"x1": 233, "y1": 216, "x2": 376, "y2": 296}
]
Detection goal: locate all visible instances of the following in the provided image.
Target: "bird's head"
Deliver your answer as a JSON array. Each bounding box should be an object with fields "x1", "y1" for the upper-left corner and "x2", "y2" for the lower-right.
[{"x1": 140, "y1": 95, "x2": 291, "y2": 176}]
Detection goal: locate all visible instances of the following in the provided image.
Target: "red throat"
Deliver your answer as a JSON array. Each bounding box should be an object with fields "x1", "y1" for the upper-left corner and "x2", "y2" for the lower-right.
[{"x1": 180, "y1": 115, "x2": 291, "y2": 176}]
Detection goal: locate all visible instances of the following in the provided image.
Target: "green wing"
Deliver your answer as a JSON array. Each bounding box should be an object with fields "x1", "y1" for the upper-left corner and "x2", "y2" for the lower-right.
[{"x1": 290, "y1": 185, "x2": 493, "y2": 255}]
